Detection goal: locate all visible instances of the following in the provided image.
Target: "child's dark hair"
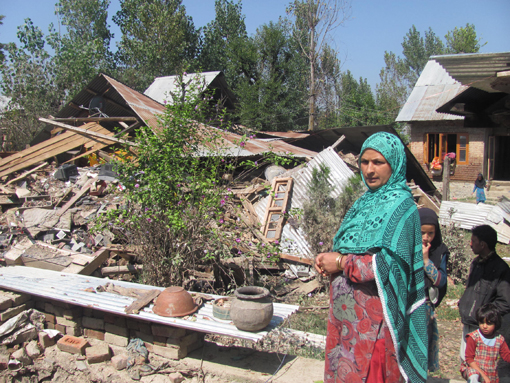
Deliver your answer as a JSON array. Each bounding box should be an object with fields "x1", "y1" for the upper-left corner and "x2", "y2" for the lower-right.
[{"x1": 476, "y1": 303, "x2": 502, "y2": 330}]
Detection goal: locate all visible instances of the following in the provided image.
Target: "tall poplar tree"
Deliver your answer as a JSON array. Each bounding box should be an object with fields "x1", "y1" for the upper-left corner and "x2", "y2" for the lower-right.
[{"x1": 113, "y1": 0, "x2": 199, "y2": 91}]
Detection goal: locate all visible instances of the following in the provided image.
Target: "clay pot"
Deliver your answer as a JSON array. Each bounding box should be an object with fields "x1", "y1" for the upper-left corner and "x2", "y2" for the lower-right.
[
  {"x1": 230, "y1": 286, "x2": 273, "y2": 332},
  {"x1": 152, "y1": 286, "x2": 198, "y2": 317}
]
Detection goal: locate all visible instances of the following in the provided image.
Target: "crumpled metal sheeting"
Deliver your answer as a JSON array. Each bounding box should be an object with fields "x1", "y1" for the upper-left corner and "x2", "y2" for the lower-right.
[
  {"x1": 0, "y1": 267, "x2": 298, "y2": 342},
  {"x1": 439, "y1": 201, "x2": 510, "y2": 244}
]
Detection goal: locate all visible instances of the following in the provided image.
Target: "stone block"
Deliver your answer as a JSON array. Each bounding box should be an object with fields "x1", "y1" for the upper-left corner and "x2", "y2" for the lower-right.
[
  {"x1": 0, "y1": 303, "x2": 27, "y2": 322},
  {"x1": 168, "y1": 372, "x2": 185, "y2": 383},
  {"x1": 126, "y1": 319, "x2": 140, "y2": 330},
  {"x1": 63, "y1": 307, "x2": 82, "y2": 320},
  {"x1": 44, "y1": 303, "x2": 55, "y2": 315},
  {"x1": 57, "y1": 335, "x2": 89, "y2": 355},
  {"x1": 104, "y1": 332, "x2": 128, "y2": 348},
  {"x1": 134, "y1": 331, "x2": 153, "y2": 345},
  {"x1": 55, "y1": 324, "x2": 66, "y2": 334},
  {"x1": 86, "y1": 344, "x2": 111, "y2": 364},
  {"x1": 45, "y1": 322, "x2": 55, "y2": 330},
  {"x1": 92, "y1": 310, "x2": 104, "y2": 319},
  {"x1": 0, "y1": 296, "x2": 12, "y2": 311},
  {"x1": 55, "y1": 316, "x2": 81, "y2": 328},
  {"x1": 0, "y1": 354, "x2": 8, "y2": 370},
  {"x1": 151, "y1": 344, "x2": 187, "y2": 360},
  {"x1": 11, "y1": 347, "x2": 32, "y2": 365},
  {"x1": 65, "y1": 326, "x2": 83, "y2": 337},
  {"x1": 104, "y1": 314, "x2": 126, "y2": 327},
  {"x1": 167, "y1": 332, "x2": 199, "y2": 348},
  {"x1": 104, "y1": 323, "x2": 129, "y2": 337},
  {"x1": 25, "y1": 340, "x2": 42, "y2": 359},
  {"x1": 44, "y1": 313, "x2": 55, "y2": 324},
  {"x1": 82, "y1": 316, "x2": 104, "y2": 330},
  {"x1": 83, "y1": 328, "x2": 105, "y2": 341},
  {"x1": 153, "y1": 335, "x2": 167, "y2": 347},
  {"x1": 111, "y1": 354, "x2": 128, "y2": 370},
  {"x1": 151, "y1": 325, "x2": 186, "y2": 339},
  {"x1": 138, "y1": 321, "x2": 151, "y2": 334},
  {"x1": 34, "y1": 301, "x2": 45, "y2": 311},
  {"x1": 38, "y1": 332, "x2": 55, "y2": 349},
  {"x1": 1, "y1": 291, "x2": 31, "y2": 306},
  {"x1": 51, "y1": 305, "x2": 64, "y2": 317}
]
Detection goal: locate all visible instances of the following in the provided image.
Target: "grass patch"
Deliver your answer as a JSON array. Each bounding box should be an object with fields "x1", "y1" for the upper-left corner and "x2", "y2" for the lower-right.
[
  {"x1": 284, "y1": 294, "x2": 329, "y2": 336},
  {"x1": 436, "y1": 283, "x2": 463, "y2": 321}
]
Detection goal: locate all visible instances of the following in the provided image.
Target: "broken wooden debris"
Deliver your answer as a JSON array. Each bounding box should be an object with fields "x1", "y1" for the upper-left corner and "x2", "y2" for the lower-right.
[
  {"x1": 101, "y1": 264, "x2": 143, "y2": 276},
  {"x1": 39, "y1": 118, "x2": 138, "y2": 147},
  {"x1": 124, "y1": 289, "x2": 161, "y2": 314}
]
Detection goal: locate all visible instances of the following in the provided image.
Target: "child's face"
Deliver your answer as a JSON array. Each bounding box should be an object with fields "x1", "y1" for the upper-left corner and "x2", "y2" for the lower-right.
[
  {"x1": 421, "y1": 224, "x2": 436, "y2": 245},
  {"x1": 479, "y1": 320, "x2": 496, "y2": 337}
]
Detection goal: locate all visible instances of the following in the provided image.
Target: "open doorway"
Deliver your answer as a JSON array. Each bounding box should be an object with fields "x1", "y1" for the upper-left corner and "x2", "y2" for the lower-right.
[{"x1": 493, "y1": 136, "x2": 510, "y2": 180}]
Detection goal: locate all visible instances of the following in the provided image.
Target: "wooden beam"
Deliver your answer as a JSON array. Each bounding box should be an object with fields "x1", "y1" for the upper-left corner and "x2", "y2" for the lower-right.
[
  {"x1": 39, "y1": 118, "x2": 138, "y2": 147},
  {"x1": 51, "y1": 117, "x2": 138, "y2": 123},
  {"x1": 5, "y1": 162, "x2": 48, "y2": 186},
  {"x1": 279, "y1": 253, "x2": 313, "y2": 266}
]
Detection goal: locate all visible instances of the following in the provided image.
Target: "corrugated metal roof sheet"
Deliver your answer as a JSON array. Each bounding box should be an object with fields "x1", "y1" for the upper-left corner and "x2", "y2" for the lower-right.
[
  {"x1": 144, "y1": 72, "x2": 222, "y2": 104},
  {"x1": 256, "y1": 132, "x2": 310, "y2": 139},
  {"x1": 396, "y1": 60, "x2": 466, "y2": 122},
  {"x1": 253, "y1": 147, "x2": 356, "y2": 259},
  {"x1": 51, "y1": 74, "x2": 316, "y2": 159},
  {"x1": 0, "y1": 266, "x2": 298, "y2": 342},
  {"x1": 439, "y1": 201, "x2": 510, "y2": 244},
  {"x1": 432, "y1": 52, "x2": 510, "y2": 93}
]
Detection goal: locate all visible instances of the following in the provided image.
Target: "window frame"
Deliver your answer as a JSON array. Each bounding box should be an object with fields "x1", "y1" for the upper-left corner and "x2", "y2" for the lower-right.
[{"x1": 423, "y1": 133, "x2": 469, "y2": 165}]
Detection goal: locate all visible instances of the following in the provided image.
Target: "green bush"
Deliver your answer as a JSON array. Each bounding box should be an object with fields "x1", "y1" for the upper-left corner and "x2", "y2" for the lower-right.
[{"x1": 302, "y1": 164, "x2": 364, "y2": 255}]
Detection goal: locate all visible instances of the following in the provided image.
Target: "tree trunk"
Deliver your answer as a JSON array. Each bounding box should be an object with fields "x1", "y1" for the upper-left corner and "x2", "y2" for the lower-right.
[{"x1": 308, "y1": 15, "x2": 316, "y2": 132}]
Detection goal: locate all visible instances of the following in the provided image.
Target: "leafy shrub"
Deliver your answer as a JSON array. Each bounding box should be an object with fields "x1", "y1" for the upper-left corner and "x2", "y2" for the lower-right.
[
  {"x1": 441, "y1": 209, "x2": 471, "y2": 285},
  {"x1": 301, "y1": 164, "x2": 364, "y2": 255}
]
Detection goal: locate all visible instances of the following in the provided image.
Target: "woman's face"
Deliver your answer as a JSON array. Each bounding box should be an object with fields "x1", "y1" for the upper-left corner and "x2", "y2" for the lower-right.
[{"x1": 360, "y1": 149, "x2": 392, "y2": 190}]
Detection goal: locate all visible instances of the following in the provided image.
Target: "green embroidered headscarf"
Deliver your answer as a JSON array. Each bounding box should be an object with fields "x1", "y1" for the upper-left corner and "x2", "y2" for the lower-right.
[{"x1": 332, "y1": 132, "x2": 428, "y2": 382}]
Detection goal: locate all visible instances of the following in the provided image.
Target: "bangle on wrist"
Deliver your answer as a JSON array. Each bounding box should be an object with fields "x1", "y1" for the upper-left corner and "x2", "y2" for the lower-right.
[{"x1": 336, "y1": 254, "x2": 344, "y2": 271}]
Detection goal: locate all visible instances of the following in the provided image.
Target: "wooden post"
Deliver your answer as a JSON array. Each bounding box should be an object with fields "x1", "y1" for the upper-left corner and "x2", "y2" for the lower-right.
[{"x1": 442, "y1": 157, "x2": 450, "y2": 201}]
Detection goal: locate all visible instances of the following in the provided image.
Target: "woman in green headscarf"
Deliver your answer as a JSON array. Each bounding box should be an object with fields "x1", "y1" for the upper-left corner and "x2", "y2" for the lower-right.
[{"x1": 315, "y1": 132, "x2": 428, "y2": 382}]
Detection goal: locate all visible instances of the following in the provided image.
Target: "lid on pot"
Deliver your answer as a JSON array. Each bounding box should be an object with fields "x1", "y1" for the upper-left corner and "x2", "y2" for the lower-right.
[{"x1": 152, "y1": 286, "x2": 198, "y2": 317}]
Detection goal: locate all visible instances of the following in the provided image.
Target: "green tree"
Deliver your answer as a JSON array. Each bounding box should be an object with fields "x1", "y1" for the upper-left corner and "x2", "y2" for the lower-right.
[
  {"x1": 287, "y1": 0, "x2": 351, "y2": 131},
  {"x1": 376, "y1": 51, "x2": 409, "y2": 124},
  {"x1": 199, "y1": 0, "x2": 254, "y2": 89},
  {"x1": 445, "y1": 23, "x2": 485, "y2": 54},
  {"x1": 401, "y1": 25, "x2": 444, "y2": 88},
  {"x1": 48, "y1": 0, "x2": 115, "y2": 98},
  {"x1": 335, "y1": 70, "x2": 380, "y2": 127},
  {"x1": 0, "y1": 15, "x2": 5, "y2": 65},
  {"x1": 113, "y1": 0, "x2": 199, "y2": 91},
  {"x1": 1, "y1": 19, "x2": 64, "y2": 149},
  {"x1": 234, "y1": 20, "x2": 308, "y2": 131}
]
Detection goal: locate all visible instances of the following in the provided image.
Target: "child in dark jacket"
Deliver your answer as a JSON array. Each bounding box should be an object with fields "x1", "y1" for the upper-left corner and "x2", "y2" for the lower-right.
[
  {"x1": 419, "y1": 207, "x2": 449, "y2": 372},
  {"x1": 460, "y1": 303, "x2": 510, "y2": 383}
]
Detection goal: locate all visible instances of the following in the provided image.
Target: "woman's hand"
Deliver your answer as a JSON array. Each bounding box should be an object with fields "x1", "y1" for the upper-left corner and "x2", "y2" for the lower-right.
[{"x1": 315, "y1": 252, "x2": 342, "y2": 276}]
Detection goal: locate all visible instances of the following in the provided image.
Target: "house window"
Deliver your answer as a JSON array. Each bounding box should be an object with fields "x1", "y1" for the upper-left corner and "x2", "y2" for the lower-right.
[{"x1": 424, "y1": 133, "x2": 469, "y2": 165}]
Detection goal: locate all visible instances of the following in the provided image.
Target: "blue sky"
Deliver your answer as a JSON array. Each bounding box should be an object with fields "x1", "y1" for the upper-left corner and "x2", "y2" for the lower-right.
[{"x1": 1, "y1": 0, "x2": 509, "y2": 90}]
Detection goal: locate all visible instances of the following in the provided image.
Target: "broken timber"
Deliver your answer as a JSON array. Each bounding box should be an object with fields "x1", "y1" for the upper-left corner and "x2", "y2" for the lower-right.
[{"x1": 39, "y1": 118, "x2": 138, "y2": 147}]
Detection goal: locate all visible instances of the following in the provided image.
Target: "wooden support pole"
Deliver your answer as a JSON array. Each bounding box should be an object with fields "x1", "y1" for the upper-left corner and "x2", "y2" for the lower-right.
[
  {"x1": 51, "y1": 117, "x2": 138, "y2": 123},
  {"x1": 442, "y1": 157, "x2": 450, "y2": 202},
  {"x1": 39, "y1": 118, "x2": 139, "y2": 147}
]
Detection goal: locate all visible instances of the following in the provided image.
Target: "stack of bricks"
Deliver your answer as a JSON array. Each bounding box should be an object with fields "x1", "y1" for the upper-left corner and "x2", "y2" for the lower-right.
[
  {"x1": 0, "y1": 289, "x2": 204, "y2": 360},
  {"x1": 0, "y1": 290, "x2": 34, "y2": 325}
]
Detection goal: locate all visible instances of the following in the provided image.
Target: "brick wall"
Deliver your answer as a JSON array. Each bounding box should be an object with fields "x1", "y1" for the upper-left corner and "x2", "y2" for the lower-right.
[{"x1": 409, "y1": 122, "x2": 486, "y2": 181}]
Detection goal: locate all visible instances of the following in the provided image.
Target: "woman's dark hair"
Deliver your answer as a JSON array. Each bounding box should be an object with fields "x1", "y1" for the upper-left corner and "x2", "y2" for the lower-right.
[
  {"x1": 472, "y1": 225, "x2": 498, "y2": 251},
  {"x1": 476, "y1": 303, "x2": 502, "y2": 330}
]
